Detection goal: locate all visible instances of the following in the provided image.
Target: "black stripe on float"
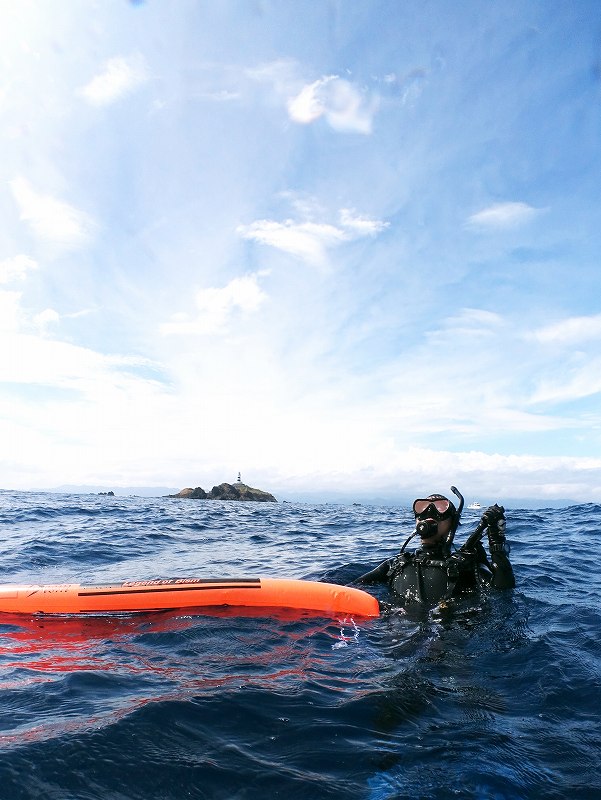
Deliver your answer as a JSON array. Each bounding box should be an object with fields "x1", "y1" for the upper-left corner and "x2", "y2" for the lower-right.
[{"x1": 78, "y1": 580, "x2": 262, "y2": 598}]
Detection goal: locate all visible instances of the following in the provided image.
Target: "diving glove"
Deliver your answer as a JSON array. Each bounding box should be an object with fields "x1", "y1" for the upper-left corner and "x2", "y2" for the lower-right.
[
  {"x1": 481, "y1": 503, "x2": 505, "y2": 527},
  {"x1": 482, "y1": 504, "x2": 509, "y2": 553}
]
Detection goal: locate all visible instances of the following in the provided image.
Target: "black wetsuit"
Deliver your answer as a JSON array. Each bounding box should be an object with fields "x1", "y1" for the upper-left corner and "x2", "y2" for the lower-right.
[{"x1": 357, "y1": 536, "x2": 514, "y2": 606}]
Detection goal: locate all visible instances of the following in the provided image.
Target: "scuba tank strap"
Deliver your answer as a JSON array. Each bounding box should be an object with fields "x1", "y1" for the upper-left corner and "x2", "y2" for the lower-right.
[
  {"x1": 442, "y1": 553, "x2": 461, "y2": 600},
  {"x1": 441, "y1": 548, "x2": 482, "y2": 601}
]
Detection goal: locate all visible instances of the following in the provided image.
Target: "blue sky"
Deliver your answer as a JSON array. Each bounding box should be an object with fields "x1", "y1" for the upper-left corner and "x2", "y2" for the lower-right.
[{"x1": 1, "y1": 0, "x2": 601, "y2": 503}]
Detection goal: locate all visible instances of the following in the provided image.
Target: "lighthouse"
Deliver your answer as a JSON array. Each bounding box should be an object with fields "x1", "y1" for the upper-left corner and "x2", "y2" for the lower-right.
[{"x1": 237, "y1": 472, "x2": 242, "y2": 484}]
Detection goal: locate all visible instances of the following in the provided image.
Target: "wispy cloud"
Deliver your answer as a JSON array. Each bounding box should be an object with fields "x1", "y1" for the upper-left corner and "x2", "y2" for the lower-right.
[
  {"x1": 533, "y1": 314, "x2": 601, "y2": 345},
  {"x1": 428, "y1": 308, "x2": 505, "y2": 339},
  {"x1": 467, "y1": 201, "x2": 542, "y2": 229},
  {"x1": 0, "y1": 255, "x2": 38, "y2": 284},
  {"x1": 79, "y1": 54, "x2": 149, "y2": 106},
  {"x1": 237, "y1": 219, "x2": 345, "y2": 265},
  {"x1": 378, "y1": 68, "x2": 428, "y2": 106},
  {"x1": 245, "y1": 58, "x2": 300, "y2": 94},
  {"x1": 339, "y1": 208, "x2": 389, "y2": 236},
  {"x1": 529, "y1": 360, "x2": 601, "y2": 405},
  {"x1": 10, "y1": 178, "x2": 96, "y2": 249},
  {"x1": 196, "y1": 90, "x2": 241, "y2": 102},
  {"x1": 287, "y1": 75, "x2": 378, "y2": 134},
  {"x1": 160, "y1": 272, "x2": 268, "y2": 336},
  {"x1": 245, "y1": 60, "x2": 379, "y2": 134},
  {"x1": 0, "y1": 326, "x2": 163, "y2": 396},
  {"x1": 237, "y1": 207, "x2": 388, "y2": 266}
]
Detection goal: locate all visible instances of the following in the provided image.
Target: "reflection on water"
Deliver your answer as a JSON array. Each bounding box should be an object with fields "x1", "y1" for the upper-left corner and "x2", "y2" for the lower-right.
[{"x1": 0, "y1": 608, "x2": 358, "y2": 748}]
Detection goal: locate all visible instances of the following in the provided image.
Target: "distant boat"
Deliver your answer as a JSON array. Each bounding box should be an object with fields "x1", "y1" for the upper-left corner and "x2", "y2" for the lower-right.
[{"x1": 467, "y1": 502, "x2": 481, "y2": 509}]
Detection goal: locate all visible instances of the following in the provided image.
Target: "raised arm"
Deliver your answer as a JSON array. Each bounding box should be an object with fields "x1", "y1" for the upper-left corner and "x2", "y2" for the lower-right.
[{"x1": 481, "y1": 504, "x2": 515, "y2": 589}]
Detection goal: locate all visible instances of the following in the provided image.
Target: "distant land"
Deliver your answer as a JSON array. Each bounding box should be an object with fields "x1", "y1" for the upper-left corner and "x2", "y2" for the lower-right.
[
  {"x1": 40, "y1": 485, "x2": 180, "y2": 497},
  {"x1": 26, "y1": 485, "x2": 581, "y2": 509},
  {"x1": 170, "y1": 482, "x2": 277, "y2": 502}
]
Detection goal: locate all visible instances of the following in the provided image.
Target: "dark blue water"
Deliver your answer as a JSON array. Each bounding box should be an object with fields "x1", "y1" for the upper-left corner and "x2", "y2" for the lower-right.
[{"x1": 0, "y1": 492, "x2": 600, "y2": 799}]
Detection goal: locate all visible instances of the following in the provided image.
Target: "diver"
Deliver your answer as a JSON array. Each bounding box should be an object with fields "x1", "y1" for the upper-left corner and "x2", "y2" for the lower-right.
[{"x1": 354, "y1": 487, "x2": 515, "y2": 606}]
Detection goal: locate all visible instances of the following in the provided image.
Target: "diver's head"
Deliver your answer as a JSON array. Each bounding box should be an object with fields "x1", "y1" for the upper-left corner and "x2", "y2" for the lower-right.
[{"x1": 412, "y1": 494, "x2": 457, "y2": 548}]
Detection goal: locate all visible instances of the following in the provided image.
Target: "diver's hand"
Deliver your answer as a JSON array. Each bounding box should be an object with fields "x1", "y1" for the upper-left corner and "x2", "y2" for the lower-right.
[
  {"x1": 480, "y1": 504, "x2": 505, "y2": 529},
  {"x1": 482, "y1": 504, "x2": 509, "y2": 553}
]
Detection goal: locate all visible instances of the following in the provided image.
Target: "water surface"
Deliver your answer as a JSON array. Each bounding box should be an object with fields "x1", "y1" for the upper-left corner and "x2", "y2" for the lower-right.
[{"x1": 0, "y1": 492, "x2": 599, "y2": 799}]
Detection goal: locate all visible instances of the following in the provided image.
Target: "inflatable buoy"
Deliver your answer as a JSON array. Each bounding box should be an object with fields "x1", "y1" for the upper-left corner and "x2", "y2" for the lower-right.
[{"x1": 0, "y1": 577, "x2": 380, "y2": 617}]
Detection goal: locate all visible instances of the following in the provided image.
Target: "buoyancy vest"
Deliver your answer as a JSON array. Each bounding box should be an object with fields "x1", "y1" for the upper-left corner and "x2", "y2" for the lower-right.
[{"x1": 388, "y1": 547, "x2": 487, "y2": 605}]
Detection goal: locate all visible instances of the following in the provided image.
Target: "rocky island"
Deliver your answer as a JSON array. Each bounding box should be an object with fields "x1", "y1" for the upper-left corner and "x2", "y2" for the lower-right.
[{"x1": 170, "y1": 481, "x2": 277, "y2": 503}]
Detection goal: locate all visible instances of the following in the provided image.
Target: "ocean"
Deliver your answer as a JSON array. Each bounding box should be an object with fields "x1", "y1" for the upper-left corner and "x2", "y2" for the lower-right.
[{"x1": 0, "y1": 491, "x2": 599, "y2": 800}]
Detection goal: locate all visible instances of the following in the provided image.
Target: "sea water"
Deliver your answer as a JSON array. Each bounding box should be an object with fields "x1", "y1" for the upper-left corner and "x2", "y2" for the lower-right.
[{"x1": 0, "y1": 492, "x2": 599, "y2": 800}]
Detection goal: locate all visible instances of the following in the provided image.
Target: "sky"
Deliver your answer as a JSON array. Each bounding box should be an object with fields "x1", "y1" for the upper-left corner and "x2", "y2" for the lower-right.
[{"x1": 1, "y1": 0, "x2": 601, "y2": 505}]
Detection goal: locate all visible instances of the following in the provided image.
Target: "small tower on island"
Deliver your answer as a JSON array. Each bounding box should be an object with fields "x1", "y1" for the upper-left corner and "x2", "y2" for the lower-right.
[{"x1": 237, "y1": 472, "x2": 242, "y2": 484}]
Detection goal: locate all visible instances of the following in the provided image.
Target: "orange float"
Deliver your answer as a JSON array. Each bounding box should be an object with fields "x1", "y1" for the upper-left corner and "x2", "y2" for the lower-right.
[{"x1": 0, "y1": 577, "x2": 380, "y2": 618}]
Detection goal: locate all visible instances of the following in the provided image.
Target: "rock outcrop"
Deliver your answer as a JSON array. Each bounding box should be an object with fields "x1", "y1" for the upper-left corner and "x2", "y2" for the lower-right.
[
  {"x1": 170, "y1": 483, "x2": 276, "y2": 502},
  {"x1": 209, "y1": 482, "x2": 276, "y2": 502},
  {"x1": 172, "y1": 487, "x2": 207, "y2": 499}
]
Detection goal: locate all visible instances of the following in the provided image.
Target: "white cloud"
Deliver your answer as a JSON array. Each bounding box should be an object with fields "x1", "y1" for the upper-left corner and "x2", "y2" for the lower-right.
[
  {"x1": 237, "y1": 219, "x2": 345, "y2": 266},
  {"x1": 238, "y1": 207, "x2": 389, "y2": 266},
  {"x1": 533, "y1": 314, "x2": 601, "y2": 345},
  {"x1": 0, "y1": 255, "x2": 38, "y2": 284},
  {"x1": 287, "y1": 76, "x2": 334, "y2": 123},
  {"x1": 529, "y1": 359, "x2": 601, "y2": 405},
  {"x1": 245, "y1": 60, "x2": 378, "y2": 134},
  {"x1": 0, "y1": 328, "x2": 155, "y2": 393},
  {"x1": 287, "y1": 75, "x2": 377, "y2": 134},
  {"x1": 339, "y1": 208, "x2": 389, "y2": 236},
  {"x1": 10, "y1": 177, "x2": 96, "y2": 249},
  {"x1": 381, "y1": 447, "x2": 601, "y2": 501},
  {"x1": 0, "y1": 290, "x2": 23, "y2": 332},
  {"x1": 160, "y1": 272, "x2": 268, "y2": 336},
  {"x1": 34, "y1": 308, "x2": 60, "y2": 333},
  {"x1": 467, "y1": 201, "x2": 542, "y2": 229},
  {"x1": 79, "y1": 54, "x2": 149, "y2": 106},
  {"x1": 0, "y1": 327, "x2": 176, "y2": 490}
]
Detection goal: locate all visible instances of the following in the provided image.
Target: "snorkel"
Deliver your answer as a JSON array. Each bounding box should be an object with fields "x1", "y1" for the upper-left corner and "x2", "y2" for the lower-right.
[{"x1": 448, "y1": 485, "x2": 464, "y2": 545}]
